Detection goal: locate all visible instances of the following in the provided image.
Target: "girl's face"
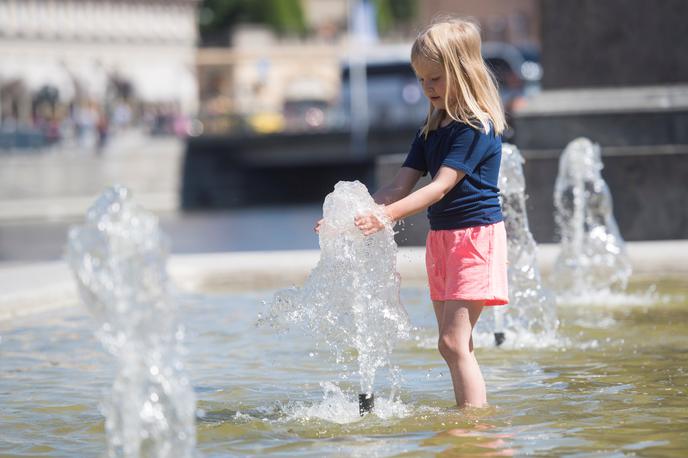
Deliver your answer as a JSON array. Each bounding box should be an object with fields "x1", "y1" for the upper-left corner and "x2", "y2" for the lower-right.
[{"x1": 413, "y1": 58, "x2": 448, "y2": 110}]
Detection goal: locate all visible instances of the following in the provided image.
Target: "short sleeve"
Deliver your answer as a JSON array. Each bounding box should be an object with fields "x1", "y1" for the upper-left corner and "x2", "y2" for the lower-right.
[
  {"x1": 402, "y1": 130, "x2": 428, "y2": 175},
  {"x1": 442, "y1": 127, "x2": 483, "y2": 174}
]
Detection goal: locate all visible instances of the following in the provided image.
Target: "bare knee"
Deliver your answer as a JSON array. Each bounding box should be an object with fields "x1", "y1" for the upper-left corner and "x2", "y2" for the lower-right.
[{"x1": 438, "y1": 334, "x2": 472, "y2": 363}]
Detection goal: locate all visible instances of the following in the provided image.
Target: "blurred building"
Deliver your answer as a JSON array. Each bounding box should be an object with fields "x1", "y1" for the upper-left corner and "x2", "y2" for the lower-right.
[
  {"x1": 512, "y1": 0, "x2": 688, "y2": 241},
  {"x1": 196, "y1": 0, "x2": 543, "y2": 136},
  {"x1": 197, "y1": 0, "x2": 350, "y2": 135},
  {"x1": 302, "y1": 0, "x2": 348, "y2": 41},
  {"x1": 418, "y1": 0, "x2": 540, "y2": 48},
  {"x1": 197, "y1": 30, "x2": 341, "y2": 135},
  {"x1": 0, "y1": 0, "x2": 199, "y2": 145}
]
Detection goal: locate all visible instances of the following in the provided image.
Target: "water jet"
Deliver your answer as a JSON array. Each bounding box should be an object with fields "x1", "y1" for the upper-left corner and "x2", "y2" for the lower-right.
[{"x1": 358, "y1": 393, "x2": 374, "y2": 416}]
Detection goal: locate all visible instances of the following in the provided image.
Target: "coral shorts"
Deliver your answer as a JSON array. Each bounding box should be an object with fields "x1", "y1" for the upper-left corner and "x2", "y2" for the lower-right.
[{"x1": 425, "y1": 221, "x2": 509, "y2": 305}]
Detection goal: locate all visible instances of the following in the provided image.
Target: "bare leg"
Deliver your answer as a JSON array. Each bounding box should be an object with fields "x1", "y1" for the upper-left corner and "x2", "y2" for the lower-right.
[
  {"x1": 437, "y1": 300, "x2": 486, "y2": 407},
  {"x1": 432, "y1": 300, "x2": 445, "y2": 332},
  {"x1": 434, "y1": 300, "x2": 464, "y2": 403}
]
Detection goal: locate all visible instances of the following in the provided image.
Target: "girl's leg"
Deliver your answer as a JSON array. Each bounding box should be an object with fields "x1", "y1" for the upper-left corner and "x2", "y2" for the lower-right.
[
  {"x1": 432, "y1": 300, "x2": 445, "y2": 332},
  {"x1": 437, "y1": 300, "x2": 486, "y2": 407},
  {"x1": 434, "y1": 300, "x2": 465, "y2": 402}
]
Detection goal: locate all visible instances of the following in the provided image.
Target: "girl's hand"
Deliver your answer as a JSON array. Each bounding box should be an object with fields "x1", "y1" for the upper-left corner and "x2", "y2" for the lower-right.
[
  {"x1": 354, "y1": 213, "x2": 388, "y2": 236},
  {"x1": 314, "y1": 218, "x2": 323, "y2": 233}
]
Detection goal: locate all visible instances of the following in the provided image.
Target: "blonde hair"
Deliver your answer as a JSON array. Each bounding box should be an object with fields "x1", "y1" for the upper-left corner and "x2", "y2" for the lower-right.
[{"x1": 411, "y1": 17, "x2": 506, "y2": 136}]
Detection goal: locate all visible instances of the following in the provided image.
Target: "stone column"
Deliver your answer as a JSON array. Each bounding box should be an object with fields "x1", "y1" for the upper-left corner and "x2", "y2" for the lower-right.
[{"x1": 512, "y1": 0, "x2": 688, "y2": 242}]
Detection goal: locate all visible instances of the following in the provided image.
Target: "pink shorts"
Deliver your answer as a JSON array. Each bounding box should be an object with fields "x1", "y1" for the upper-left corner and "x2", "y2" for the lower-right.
[{"x1": 425, "y1": 221, "x2": 509, "y2": 305}]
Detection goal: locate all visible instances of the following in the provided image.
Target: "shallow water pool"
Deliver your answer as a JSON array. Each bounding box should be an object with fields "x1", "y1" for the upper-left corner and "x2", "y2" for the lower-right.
[{"x1": 1, "y1": 278, "x2": 687, "y2": 457}]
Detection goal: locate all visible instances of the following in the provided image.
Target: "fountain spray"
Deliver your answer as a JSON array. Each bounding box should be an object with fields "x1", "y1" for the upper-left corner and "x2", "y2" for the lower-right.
[
  {"x1": 479, "y1": 144, "x2": 558, "y2": 346},
  {"x1": 552, "y1": 138, "x2": 631, "y2": 299},
  {"x1": 262, "y1": 181, "x2": 410, "y2": 416},
  {"x1": 66, "y1": 186, "x2": 197, "y2": 458},
  {"x1": 358, "y1": 393, "x2": 374, "y2": 416}
]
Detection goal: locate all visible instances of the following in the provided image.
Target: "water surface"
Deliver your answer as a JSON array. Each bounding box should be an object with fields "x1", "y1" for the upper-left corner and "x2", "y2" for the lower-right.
[{"x1": 1, "y1": 279, "x2": 687, "y2": 457}]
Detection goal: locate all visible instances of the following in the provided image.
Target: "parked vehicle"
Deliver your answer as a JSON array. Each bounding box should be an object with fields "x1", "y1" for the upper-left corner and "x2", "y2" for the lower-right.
[
  {"x1": 333, "y1": 58, "x2": 426, "y2": 130},
  {"x1": 283, "y1": 98, "x2": 329, "y2": 132},
  {"x1": 332, "y1": 42, "x2": 541, "y2": 138}
]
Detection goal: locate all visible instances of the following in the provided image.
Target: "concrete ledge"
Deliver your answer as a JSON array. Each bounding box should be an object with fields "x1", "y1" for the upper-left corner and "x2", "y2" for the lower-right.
[
  {"x1": 0, "y1": 193, "x2": 179, "y2": 223},
  {"x1": 517, "y1": 85, "x2": 688, "y2": 116},
  {"x1": 0, "y1": 131, "x2": 182, "y2": 221},
  {"x1": 0, "y1": 262, "x2": 77, "y2": 322},
  {"x1": 1, "y1": 241, "x2": 687, "y2": 322},
  {"x1": 378, "y1": 149, "x2": 688, "y2": 243}
]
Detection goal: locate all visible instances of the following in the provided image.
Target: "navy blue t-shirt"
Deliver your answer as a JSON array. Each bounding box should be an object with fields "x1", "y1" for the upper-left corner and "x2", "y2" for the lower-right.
[{"x1": 402, "y1": 121, "x2": 503, "y2": 230}]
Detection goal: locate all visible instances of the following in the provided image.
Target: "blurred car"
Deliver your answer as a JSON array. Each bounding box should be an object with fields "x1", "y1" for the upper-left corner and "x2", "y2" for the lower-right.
[
  {"x1": 483, "y1": 42, "x2": 543, "y2": 140},
  {"x1": 483, "y1": 41, "x2": 541, "y2": 112},
  {"x1": 247, "y1": 111, "x2": 285, "y2": 134},
  {"x1": 334, "y1": 58, "x2": 427, "y2": 130},
  {"x1": 283, "y1": 98, "x2": 329, "y2": 132},
  {"x1": 332, "y1": 42, "x2": 542, "y2": 138}
]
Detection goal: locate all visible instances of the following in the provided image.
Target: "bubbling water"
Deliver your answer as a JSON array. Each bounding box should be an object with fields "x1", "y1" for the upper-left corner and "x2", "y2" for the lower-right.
[
  {"x1": 282, "y1": 382, "x2": 412, "y2": 424},
  {"x1": 552, "y1": 138, "x2": 632, "y2": 302},
  {"x1": 477, "y1": 144, "x2": 559, "y2": 348},
  {"x1": 66, "y1": 186, "x2": 196, "y2": 458},
  {"x1": 261, "y1": 181, "x2": 411, "y2": 396}
]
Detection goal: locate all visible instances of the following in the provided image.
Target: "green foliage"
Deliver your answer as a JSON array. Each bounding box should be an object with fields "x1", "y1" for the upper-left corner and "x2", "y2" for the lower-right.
[
  {"x1": 198, "y1": 0, "x2": 418, "y2": 44},
  {"x1": 258, "y1": 0, "x2": 307, "y2": 35},
  {"x1": 199, "y1": 0, "x2": 307, "y2": 44},
  {"x1": 373, "y1": 0, "x2": 417, "y2": 35}
]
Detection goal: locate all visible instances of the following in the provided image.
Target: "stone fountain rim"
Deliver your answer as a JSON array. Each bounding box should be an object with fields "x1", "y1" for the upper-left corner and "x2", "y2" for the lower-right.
[{"x1": 1, "y1": 241, "x2": 687, "y2": 322}]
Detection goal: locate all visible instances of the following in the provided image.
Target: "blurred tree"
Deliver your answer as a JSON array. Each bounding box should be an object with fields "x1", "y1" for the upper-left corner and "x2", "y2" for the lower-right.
[
  {"x1": 373, "y1": 0, "x2": 417, "y2": 36},
  {"x1": 199, "y1": 0, "x2": 307, "y2": 46}
]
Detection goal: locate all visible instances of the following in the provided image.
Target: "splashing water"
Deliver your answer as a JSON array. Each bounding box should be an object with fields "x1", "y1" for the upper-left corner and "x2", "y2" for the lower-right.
[
  {"x1": 260, "y1": 181, "x2": 411, "y2": 396},
  {"x1": 66, "y1": 186, "x2": 196, "y2": 458},
  {"x1": 552, "y1": 138, "x2": 632, "y2": 303},
  {"x1": 477, "y1": 144, "x2": 559, "y2": 348},
  {"x1": 282, "y1": 382, "x2": 412, "y2": 424}
]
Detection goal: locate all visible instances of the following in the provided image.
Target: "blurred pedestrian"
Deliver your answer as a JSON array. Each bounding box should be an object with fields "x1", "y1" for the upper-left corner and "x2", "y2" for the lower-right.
[{"x1": 96, "y1": 109, "x2": 109, "y2": 154}]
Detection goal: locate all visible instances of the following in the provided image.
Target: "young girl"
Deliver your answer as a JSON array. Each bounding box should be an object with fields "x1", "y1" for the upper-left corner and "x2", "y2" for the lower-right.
[{"x1": 353, "y1": 18, "x2": 509, "y2": 408}]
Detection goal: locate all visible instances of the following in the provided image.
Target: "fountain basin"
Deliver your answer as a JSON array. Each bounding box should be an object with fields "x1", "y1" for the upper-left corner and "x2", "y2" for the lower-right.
[{"x1": 1, "y1": 242, "x2": 687, "y2": 456}]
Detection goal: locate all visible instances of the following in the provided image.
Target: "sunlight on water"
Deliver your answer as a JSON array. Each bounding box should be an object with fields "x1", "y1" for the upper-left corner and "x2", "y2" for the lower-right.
[
  {"x1": 2, "y1": 182, "x2": 687, "y2": 456},
  {"x1": 2, "y1": 280, "x2": 688, "y2": 457},
  {"x1": 280, "y1": 382, "x2": 412, "y2": 424},
  {"x1": 414, "y1": 331, "x2": 570, "y2": 351},
  {"x1": 555, "y1": 286, "x2": 669, "y2": 307},
  {"x1": 66, "y1": 186, "x2": 197, "y2": 458},
  {"x1": 260, "y1": 181, "x2": 411, "y2": 398}
]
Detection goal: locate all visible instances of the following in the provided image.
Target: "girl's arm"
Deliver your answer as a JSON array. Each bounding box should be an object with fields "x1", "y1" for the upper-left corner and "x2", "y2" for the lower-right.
[
  {"x1": 372, "y1": 167, "x2": 424, "y2": 205},
  {"x1": 314, "y1": 167, "x2": 423, "y2": 233},
  {"x1": 355, "y1": 166, "x2": 465, "y2": 235}
]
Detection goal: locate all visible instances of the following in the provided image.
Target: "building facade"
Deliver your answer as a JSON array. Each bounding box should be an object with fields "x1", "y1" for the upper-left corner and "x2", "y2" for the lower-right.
[
  {"x1": 418, "y1": 0, "x2": 540, "y2": 47},
  {"x1": 0, "y1": 0, "x2": 199, "y2": 136}
]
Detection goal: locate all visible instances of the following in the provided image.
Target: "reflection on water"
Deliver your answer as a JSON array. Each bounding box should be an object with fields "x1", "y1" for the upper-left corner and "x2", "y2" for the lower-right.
[
  {"x1": 425, "y1": 424, "x2": 515, "y2": 457},
  {"x1": 1, "y1": 279, "x2": 687, "y2": 457}
]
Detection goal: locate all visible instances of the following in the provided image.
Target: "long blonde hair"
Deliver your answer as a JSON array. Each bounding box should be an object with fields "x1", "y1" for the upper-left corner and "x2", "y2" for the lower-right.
[{"x1": 411, "y1": 18, "x2": 506, "y2": 136}]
